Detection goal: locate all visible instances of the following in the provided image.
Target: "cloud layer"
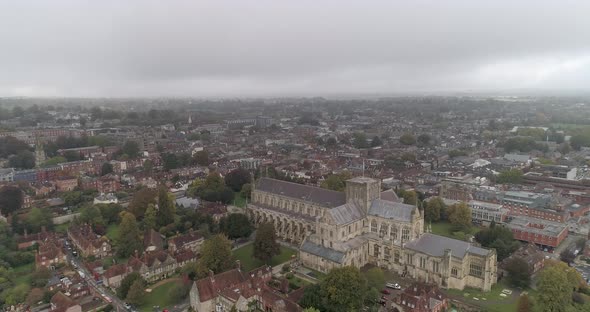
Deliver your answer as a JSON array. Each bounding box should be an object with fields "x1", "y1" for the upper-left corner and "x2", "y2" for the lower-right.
[{"x1": 1, "y1": 0, "x2": 589, "y2": 97}]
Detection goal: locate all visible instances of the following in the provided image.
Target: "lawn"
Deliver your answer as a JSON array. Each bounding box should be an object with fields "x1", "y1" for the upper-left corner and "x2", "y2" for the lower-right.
[
  {"x1": 10, "y1": 263, "x2": 34, "y2": 285},
  {"x1": 55, "y1": 222, "x2": 70, "y2": 234},
  {"x1": 232, "y1": 244, "x2": 297, "y2": 271},
  {"x1": 430, "y1": 221, "x2": 480, "y2": 241},
  {"x1": 233, "y1": 192, "x2": 247, "y2": 208},
  {"x1": 443, "y1": 279, "x2": 522, "y2": 312},
  {"x1": 139, "y1": 280, "x2": 182, "y2": 312},
  {"x1": 106, "y1": 224, "x2": 120, "y2": 241}
]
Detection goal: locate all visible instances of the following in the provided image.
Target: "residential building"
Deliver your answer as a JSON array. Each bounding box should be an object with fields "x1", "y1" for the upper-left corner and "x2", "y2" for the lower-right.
[
  {"x1": 127, "y1": 250, "x2": 178, "y2": 283},
  {"x1": 168, "y1": 231, "x2": 204, "y2": 254},
  {"x1": 68, "y1": 224, "x2": 111, "y2": 258},
  {"x1": 391, "y1": 283, "x2": 449, "y2": 312}
]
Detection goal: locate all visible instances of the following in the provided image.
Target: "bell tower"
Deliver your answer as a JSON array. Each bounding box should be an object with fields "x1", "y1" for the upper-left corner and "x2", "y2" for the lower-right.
[{"x1": 345, "y1": 177, "x2": 381, "y2": 214}]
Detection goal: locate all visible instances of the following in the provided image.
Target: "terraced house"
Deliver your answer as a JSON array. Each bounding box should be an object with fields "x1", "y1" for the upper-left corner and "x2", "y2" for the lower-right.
[{"x1": 248, "y1": 177, "x2": 498, "y2": 291}]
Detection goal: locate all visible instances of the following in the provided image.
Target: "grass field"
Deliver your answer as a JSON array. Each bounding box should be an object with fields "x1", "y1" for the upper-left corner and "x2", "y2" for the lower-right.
[
  {"x1": 430, "y1": 221, "x2": 480, "y2": 241},
  {"x1": 444, "y1": 279, "x2": 523, "y2": 312},
  {"x1": 233, "y1": 192, "x2": 247, "y2": 208},
  {"x1": 55, "y1": 222, "x2": 70, "y2": 234},
  {"x1": 232, "y1": 244, "x2": 297, "y2": 271},
  {"x1": 139, "y1": 280, "x2": 182, "y2": 312},
  {"x1": 10, "y1": 263, "x2": 34, "y2": 285},
  {"x1": 106, "y1": 224, "x2": 120, "y2": 241}
]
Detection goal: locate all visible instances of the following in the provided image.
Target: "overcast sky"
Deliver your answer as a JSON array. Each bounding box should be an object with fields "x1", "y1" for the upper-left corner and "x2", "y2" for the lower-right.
[{"x1": 1, "y1": 1, "x2": 589, "y2": 97}]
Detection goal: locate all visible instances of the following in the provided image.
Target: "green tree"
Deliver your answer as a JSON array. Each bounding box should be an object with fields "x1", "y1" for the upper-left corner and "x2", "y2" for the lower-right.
[
  {"x1": 142, "y1": 204, "x2": 157, "y2": 230},
  {"x1": 225, "y1": 168, "x2": 252, "y2": 192},
  {"x1": 399, "y1": 133, "x2": 416, "y2": 145},
  {"x1": 303, "y1": 308, "x2": 321, "y2": 312},
  {"x1": 25, "y1": 207, "x2": 54, "y2": 233},
  {"x1": 447, "y1": 202, "x2": 472, "y2": 231},
  {"x1": 505, "y1": 257, "x2": 531, "y2": 288},
  {"x1": 370, "y1": 136, "x2": 382, "y2": 147},
  {"x1": 143, "y1": 159, "x2": 154, "y2": 174},
  {"x1": 117, "y1": 272, "x2": 142, "y2": 299},
  {"x1": 320, "y1": 171, "x2": 352, "y2": 192},
  {"x1": 127, "y1": 188, "x2": 157, "y2": 219},
  {"x1": 0, "y1": 186, "x2": 23, "y2": 217},
  {"x1": 193, "y1": 150, "x2": 209, "y2": 166},
  {"x1": 101, "y1": 162, "x2": 114, "y2": 176},
  {"x1": 220, "y1": 213, "x2": 253, "y2": 239},
  {"x1": 240, "y1": 183, "x2": 252, "y2": 200},
  {"x1": 194, "y1": 173, "x2": 235, "y2": 204},
  {"x1": 417, "y1": 134, "x2": 431, "y2": 146},
  {"x1": 156, "y1": 188, "x2": 176, "y2": 227},
  {"x1": 79, "y1": 205, "x2": 104, "y2": 227},
  {"x1": 353, "y1": 132, "x2": 369, "y2": 149},
  {"x1": 116, "y1": 212, "x2": 142, "y2": 258},
  {"x1": 299, "y1": 284, "x2": 323, "y2": 310},
  {"x1": 254, "y1": 222, "x2": 280, "y2": 263},
  {"x1": 8, "y1": 150, "x2": 36, "y2": 169},
  {"x1": 196, "y1": 234, "x2": 233, "y2": 277},
  {"x1": 497, "y1": 169, "x2": 524, "y2": 184},
  {"x1": 122, "y1": 141, "x2": 140, "y2": 159},
  {"x1": 320, "y1": 266, "x2": 367, "y2": 312},
  {"x1": 125, "y1": 279, "x2": 145, "y2": 305},
  {"x1": 425, "y1": 197, "x2": 445, "y2": 222},
  {"x1": 537, "y1": 263, "x2": 573, "y2": 312}
]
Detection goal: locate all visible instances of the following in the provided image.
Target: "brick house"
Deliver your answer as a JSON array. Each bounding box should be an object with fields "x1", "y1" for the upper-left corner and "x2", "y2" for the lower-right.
[
  {"x1": 102, "y1": 263, "x2": 130, "y2": 289},
  {"x1": 391, "y1": 283, "x2": 449, "y2": 312},
  {"x1": 55, "y1": 176, "x2": 79, "y2": 192},
  {"x1": 68, "y1": 224, "x2": 111, "y2": 258},
  {"x1": 127, "y1": 250, "x2": 178, "y2": 283},
  {"x1": 36, "y1": 237, "x2": 67, "y2": 269}
]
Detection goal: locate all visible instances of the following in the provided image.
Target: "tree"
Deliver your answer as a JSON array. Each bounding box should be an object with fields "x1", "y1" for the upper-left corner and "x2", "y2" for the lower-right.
[
  {"x1": 447, "y1": 202, "x2": 472, "y2": 231},
  {"x1": 399, "y1": 133, "x2": 416, "y2": 145},
  {"x1": 157, "y1": 188, "x2": 176, "y2": 227},
  {"x1": 320, "y1": 172, "x2": 352, "y2": 192},
  {"x1": 162, "y1": 153, "x2": 179, "y2": 170},
  {"x1": 125, "y1": 279, "x2": 145, "y2": 305},
  {"x1": 25, "y1": 207, "x2": 54, "y2": 233},
  {"x1": 142, "y1": 204, "x2": 157, "y2": 231},
  {"x1": 193, "y1": 173, "x2": 236, "y2": 204},
  {"x1": 417, "y1": 134, "x2": 431, "y2": 146},
  {"x1": 299, "y1": 284, "x2": 323, "y2": 310},
  {"x1": 497, "y1": 169, "x2": 524, "y2": 184},
  {"x1": 143, "y1": 159, "x2": 154, "y2": 174},
  {"x1": 127, "y1": 188, "x2": 157, "y2": 219},
  {"x1": 474, "y1": 224, "x2": 519, "y2": 261},
  {"x1": 240, "y1": 183, "x2": 252, "y2": 200},
  {"x1": 63, "y1": 150, "x2": 81, "y2": 162},
  {"x1": 364, "y1": 267, "x2": 385, "y2": 291},
  {"x1": 101, "y1": 162, "x2": 113, "y2": 176},
  {"x1": 0, "y1": 136, "x2": 31, "y2": 158},
  {"x1": 8, "y1": 150, "x2": 36, "y2": 169},
  {"x1": 225, "y1": 168, "x2": 252, "y2": 192},
  {"x1": 193, "y1": 150, "x2": 209, "y2": 166},
  {"x1": 425, "y1": 197, "x2": 445, "y2": 222},
  {"x1": 303, "y1": 308, "x2": 321, "y2": 312},
  {"x1": 353, "y1": 132, "x2": 369, "y2": 149},
  {"x1": 320, "y1": 266, "x2": 367, "y2": 312},
  {"x1": 196, "y1": 234, "x2": 233, "y2": 277},
  {"x1": 116, "y1": 212, "x2": 143, "y2": 258},
  {"x1": 537, "y1": 263, "x2": 573, "y2": 312},
  {"x1": 505, "y1": 257, "x2": 531, "y2": 288},
  {"x1": 220, "y1": 213, "x2": 253, "y2": 239},
  {"x1": 370, "y1": 136, "x2": 382, "y2": 147},
  {"x1": 517, "y1": 293, "x2": 532, "y2": 312},
  {"x1": 253, "y1": 222, "x2": 280, "y2": 263},
  {"x1": 397, "y1": 189, "x2": 418, "y2": 206},
  {"x1": 0, "y1": 186, "x2": 23, "y2": 217},
  {"x1": 117, "y1": 272, "x2": 141, "y2": 299},
  {"x1": 122, "y1": 141, "x2": 140, "y2": 159}
]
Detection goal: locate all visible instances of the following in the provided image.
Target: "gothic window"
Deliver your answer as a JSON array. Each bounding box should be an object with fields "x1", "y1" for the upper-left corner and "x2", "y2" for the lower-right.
[
  {"x1": 406, "y1": 254, "x2": 413, "y2": 265},
  {"x1": 371, "y1": 220, "x2": 378, "y2": 233},
  {"x1": 419, "y1": 257, "x2": 426, "y2": 268},
  {"x1": 451, "y1": 267, "x2": 458, "y2": 277},
  {"x1": 433, "y1": 261, "x2": 439, "y2": 273},
  {"x1": 402, "y1": 227, "x2": 410, "y2": 240},
  {"x1": 384, "y1": 247, "x2": 391, "y2": 258},
  {"x1": 394, "y1": 251, "x2": 400, "y2": 263},
  {"x1": 469, "y1": 263, "x2": 483, "y2": 278},
  {"x1": 373, "y1": 244, "x2": 380, "y2": 257},
  {"x1": 379, "y1": 223, "x2": 388, "y2": 238},
  {"x1": 390, "y1": 225, "x2": 398, "y2": 241}
]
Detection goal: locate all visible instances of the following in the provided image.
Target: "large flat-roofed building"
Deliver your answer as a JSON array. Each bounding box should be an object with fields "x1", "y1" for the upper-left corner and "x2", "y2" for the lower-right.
[
  {"x1": 468, "y1": 200, "x2": 509, "y2": 224},
  {"x1": 247, "y1": 177, "x2": 498, "y2": 291},
  {"x1": 505, "y1": 217, "x2": 568, "y2": 249},
  {"x1": 499, "y1": 191, "x2": 569, "y2": 223}
]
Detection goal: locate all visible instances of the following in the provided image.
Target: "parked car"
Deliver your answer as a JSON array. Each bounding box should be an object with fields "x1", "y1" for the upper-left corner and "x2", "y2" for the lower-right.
[
  {"x1": 386, "y1": 282, "x2": 401, "y2": 290},
  {"x1": 381, "y1": 289, "x2": 391, "y2": 295}
]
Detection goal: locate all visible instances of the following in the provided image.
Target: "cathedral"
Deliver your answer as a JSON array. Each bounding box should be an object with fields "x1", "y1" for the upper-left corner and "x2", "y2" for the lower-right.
[{"x1": 247, "y1": 177, "x2": 497, "y2": 291}]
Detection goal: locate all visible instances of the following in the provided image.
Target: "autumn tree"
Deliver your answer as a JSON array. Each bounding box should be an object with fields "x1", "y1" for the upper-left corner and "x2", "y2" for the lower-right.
[
  {"x1": 195, "y1": 234, "x2": 233, "y2": 278},
  {"x1": 253, "y1": 222, "x2": 280, "y2": 263},
  {"x1": 156, "y1": 188, "x2": 176, "y2": 227},
  {"x1": 447, "y1": 202, "x2": 472, "y2": 231},
  {"x1": 320, "y1": 266, "x2": 367, "y2": 312},
  {"x1": 116, "y1": 212, "x2": 143, "y2": 258},
  {"x1": 127, "y1": 187, "x2": 157, "y2": 219}
]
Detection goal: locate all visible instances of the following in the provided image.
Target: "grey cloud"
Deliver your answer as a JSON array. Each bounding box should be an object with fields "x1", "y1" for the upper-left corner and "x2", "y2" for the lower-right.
[{"x1": 0, "y1": 0, "x2": 589, "y2": 97}]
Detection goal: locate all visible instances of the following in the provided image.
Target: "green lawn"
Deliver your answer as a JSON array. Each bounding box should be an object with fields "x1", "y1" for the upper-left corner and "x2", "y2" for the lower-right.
[
  {"x1": 444, "y1": 279, "x2": 522, "y2": 312},
  {"x1": 233, "y1": 192, "x2": 247, "y2": 208},
  {"x1": 430, "y1": 221, "x2": 480, "y2": 241},
  {"x1": 55, "y1": 222, "x2": 70, "y2": 234},
  {"x1": 10, "y1": 263, "x2": 34, "y2": 285},
  {"x1": 139, "y1": 280, "x2": 182, "y2": 312},
  {"x1": 232, "y1": 244, "x2": 297, "y2": 271},
  {"x1": 106, "y1": 224, "x2": 120, "y2": 241}
]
